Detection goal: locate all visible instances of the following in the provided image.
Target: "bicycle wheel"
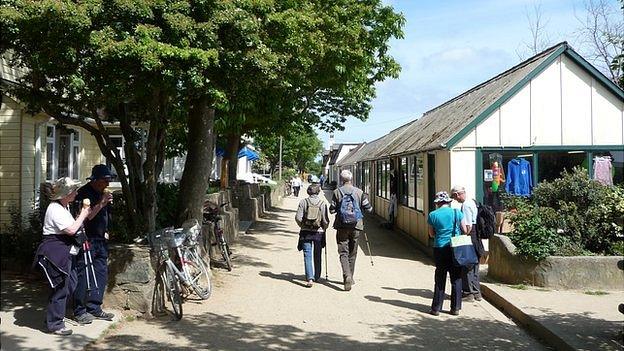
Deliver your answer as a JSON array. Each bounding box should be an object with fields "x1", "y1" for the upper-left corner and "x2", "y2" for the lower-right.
[
  {"x1": 183, "y1": 247, "x2": 212, "y2": 299},
  {"x1": 219, "y1": 235, "x2": 233, "y2": 271},
  {"x1": 161, "y1": 264, "x2": 183, "y2": 320}
]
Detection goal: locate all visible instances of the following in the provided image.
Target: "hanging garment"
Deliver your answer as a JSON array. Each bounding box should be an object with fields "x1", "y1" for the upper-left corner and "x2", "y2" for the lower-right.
[
  {"x1": 505, "y1": 158, "x2": 533, "y2": 196},
  {"x1": 593, "y1": 157, "x2": 613, "y2": 186}
]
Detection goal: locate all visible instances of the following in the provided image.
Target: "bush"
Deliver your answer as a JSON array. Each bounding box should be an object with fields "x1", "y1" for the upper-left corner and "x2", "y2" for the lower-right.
[
  {"x1": 506, "y1": 167, "x2": 624, "y2": 261},
  {"x1": 0, "y1": 204, "x2": 43, "y2": 266},
  {"x1": 155, "y1": 183, "x2": 179, "y2": 229}
]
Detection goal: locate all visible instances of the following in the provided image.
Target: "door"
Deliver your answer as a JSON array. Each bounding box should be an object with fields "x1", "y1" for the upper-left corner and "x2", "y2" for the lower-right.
[{"x1": 427, "y1": 153, "x2": 436, "y2": 214}]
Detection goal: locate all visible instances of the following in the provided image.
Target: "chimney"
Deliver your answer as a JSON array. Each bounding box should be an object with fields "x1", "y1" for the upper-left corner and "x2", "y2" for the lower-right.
[{"x1": 328, "y1": 133, "x2": 334, "y2": 148}]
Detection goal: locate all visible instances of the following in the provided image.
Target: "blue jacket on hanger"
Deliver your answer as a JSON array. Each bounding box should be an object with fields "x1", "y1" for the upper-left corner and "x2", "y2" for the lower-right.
[{"x1": 505, "y1": 158, "x2": 533, "y2": 196}]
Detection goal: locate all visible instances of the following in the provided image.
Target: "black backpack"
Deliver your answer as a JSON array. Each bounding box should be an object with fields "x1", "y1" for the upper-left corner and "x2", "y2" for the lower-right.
[{"x1": 475, "y1": 200, "x2": 496, "y2": 239}]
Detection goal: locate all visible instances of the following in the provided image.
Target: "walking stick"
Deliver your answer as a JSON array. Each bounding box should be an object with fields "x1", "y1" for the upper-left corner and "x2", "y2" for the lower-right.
[
  {"x1": 82, "y1": 241, "x2": 91, "y2": 291},
  {"x1": 324, "y1": 245, "x2": 328, "y2": 280},
  {"x1": 363, "y1": 231, "x2": 374, "y2": 266},
  {"x1": 85, "y1": 240, "x2": 98, "y2": 289}
]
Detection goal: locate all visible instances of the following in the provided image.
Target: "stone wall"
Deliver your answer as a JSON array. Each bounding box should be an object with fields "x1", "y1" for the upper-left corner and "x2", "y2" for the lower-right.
[
  {"x1": 104, "y1": 189, "x2": 240, "y2": 317},
  {"x1": 259, "y1": 183, "x2": 283, "y2": 210},
  {"x1": 488, "y1": 234, "x2": 624, "y2": 290},
  {"x1": 231, "y1": 183, "x2": 265, "y2": 221}
]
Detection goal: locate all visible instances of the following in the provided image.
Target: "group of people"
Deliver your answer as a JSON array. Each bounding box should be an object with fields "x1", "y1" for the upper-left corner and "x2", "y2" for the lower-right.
[
  {"x1": 35, "y1": 165, "x2": 116, "y2": 335},
  {"x1": 427, "y1": 186, "x2": 484, "y2": 316},
  {"x1": 294, "y1": 170, "x2": 483, "y2": 317},
  {"x1": 294, "y1": 170, "x2": 372, "y2": 290}
]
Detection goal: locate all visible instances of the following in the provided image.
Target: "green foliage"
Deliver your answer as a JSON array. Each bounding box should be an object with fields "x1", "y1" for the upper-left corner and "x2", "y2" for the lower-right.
[
  {"x1": 254, "y1": 129, "x2": 324, "y2": 174},
  {"x1": 0, "y1": 205, "x2": 43, "y2": 266},
  {"x1": 155, "y1": 183, "x2": 180, "y2": 230},
  {"x1": 506, "y1": 167, "x2": 624, "y2": 261}
]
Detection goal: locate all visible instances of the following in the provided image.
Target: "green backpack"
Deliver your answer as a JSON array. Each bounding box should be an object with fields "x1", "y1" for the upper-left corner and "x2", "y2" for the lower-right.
[{"x1": 304, "y1": 198, "x2": 323, "y2": 229}]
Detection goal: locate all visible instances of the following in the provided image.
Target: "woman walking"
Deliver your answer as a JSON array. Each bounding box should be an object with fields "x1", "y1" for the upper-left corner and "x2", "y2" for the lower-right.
[
  {"x1": 295, "y1": 183, "x2": 329, "y2": 287},
  {"x1": 34, "y1": 177, "x2": 91, "y2": 335},
  {"x1": 427, "y1": 191, "x2": 467, "y2": 316}
]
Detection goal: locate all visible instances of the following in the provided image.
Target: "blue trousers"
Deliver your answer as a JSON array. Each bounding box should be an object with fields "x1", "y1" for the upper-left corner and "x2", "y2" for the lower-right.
[
  {"x1": 73, "y1": 238, "x2": 108, "y2": 316},
  {"x1": 46, "y1": 263, "x2": 77, "y2": 332},
  {"x1": 432, "y1": 246, "x2": 462, "y2": 312},
  {"x1": 302, "y1": 240, "x2": 323, "y2": 281}
]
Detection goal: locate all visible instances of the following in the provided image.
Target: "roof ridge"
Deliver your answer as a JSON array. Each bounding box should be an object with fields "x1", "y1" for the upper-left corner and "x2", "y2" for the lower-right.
[{"x1": 422, "y1": 41, "x2": 568, "y2": 116}]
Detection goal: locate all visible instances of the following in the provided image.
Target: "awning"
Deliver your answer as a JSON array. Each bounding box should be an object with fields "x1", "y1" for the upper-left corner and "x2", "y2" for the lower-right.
[{"x1": 238, "y1": 146, "x2": 260, "y2": 161}]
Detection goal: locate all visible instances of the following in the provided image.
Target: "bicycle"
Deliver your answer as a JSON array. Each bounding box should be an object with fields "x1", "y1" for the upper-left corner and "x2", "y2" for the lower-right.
[
  {"x1": 203, "y1": 202, "x2": 233, "y2": 271},
  {"x1": 147, "y1": 220, "x2": 212, "y2": 320}
]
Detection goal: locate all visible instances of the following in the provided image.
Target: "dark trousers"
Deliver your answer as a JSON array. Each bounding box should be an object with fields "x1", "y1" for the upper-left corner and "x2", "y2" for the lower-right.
[
  {"x1": 336, "y1": 229, "x2": 360, "y2": 281},
  {"x1": 462, "y1": 227, "x2": 482, "y2": 296},
  {"x1": 293, "y1": 186, "x2": 301, "y2": 197},
  {"x1": 74, "y1": 238, "x2": 108, "y2": 317},
  {"x1": 46, "y1": 264, "x2": 77, "y2": 331},
  {"x1": 432, "y1": 246, "x2": 462, "y2": 312}
]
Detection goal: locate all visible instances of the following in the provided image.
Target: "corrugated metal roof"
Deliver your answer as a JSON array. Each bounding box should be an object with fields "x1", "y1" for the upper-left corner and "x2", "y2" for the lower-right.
[{"x1": 353, "y1": 42, "x2": 566, "y2": 161}]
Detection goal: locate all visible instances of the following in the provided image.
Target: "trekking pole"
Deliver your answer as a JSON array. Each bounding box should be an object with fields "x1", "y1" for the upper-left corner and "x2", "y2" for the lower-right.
[
  {"x1": 324, "y1": 246, "x2": 328, "y2": 280},
  {"x1": 82, "y1": 241, "x2": 91, "y2": 291},
  {"x1": 85, "y1": 240, "x2": 99, "y2": 289},
  {"x1": 363, "y1": 231, "x2": 374, "y2": 266}
]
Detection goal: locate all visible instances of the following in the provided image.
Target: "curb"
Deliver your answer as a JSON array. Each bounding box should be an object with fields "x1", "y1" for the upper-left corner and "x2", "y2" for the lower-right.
[{"x1": 481, "y1": 284, "x2": 575, "y2": 351}]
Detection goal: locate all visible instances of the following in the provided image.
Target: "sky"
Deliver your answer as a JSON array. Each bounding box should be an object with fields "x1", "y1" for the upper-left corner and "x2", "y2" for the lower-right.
[{"x1": 316, "y1": 0, "x2": 616, "y2": 148}]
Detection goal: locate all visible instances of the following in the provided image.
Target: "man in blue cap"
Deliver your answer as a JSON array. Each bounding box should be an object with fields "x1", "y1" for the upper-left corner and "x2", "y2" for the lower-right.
[{"x1": 73, "y1": 164, "x2": 116, "y2": 324}]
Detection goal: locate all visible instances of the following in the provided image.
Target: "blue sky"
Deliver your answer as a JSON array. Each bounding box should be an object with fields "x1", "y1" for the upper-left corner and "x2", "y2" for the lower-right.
[{"x1": 317, "y1": 0, "x2": 610, "y2": 147}]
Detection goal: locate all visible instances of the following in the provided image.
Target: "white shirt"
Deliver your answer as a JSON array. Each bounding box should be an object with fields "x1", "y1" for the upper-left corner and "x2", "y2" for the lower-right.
[
  {"x1": 291, "y1": 178, "x2": 302, "y2": 187},
  {"x1": 461, "y1": 198, "x2": 478, "y2": 225},
  {"x1": 43, "y1": 202, "x2": 75, "y2": 235}
]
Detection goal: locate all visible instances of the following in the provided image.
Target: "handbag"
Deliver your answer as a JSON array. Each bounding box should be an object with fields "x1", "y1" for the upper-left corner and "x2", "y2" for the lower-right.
[{"x1": 450, "y1": 210, "x2": 478, "y2": 267}]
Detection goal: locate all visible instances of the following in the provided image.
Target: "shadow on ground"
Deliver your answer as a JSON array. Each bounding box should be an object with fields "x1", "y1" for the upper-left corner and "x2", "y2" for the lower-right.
[{"x1": 85, "y1": 309, "x2": 558, "y2": 351}]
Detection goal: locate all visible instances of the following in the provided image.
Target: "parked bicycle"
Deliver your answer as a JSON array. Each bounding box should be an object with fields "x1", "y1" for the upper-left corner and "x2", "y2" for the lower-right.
[
  {"x1": 147, "y1": 220, "x2": 212, "y2": 320},
  {"x1": 203, "y1": 202, "x2": 233, "y2": 271}
]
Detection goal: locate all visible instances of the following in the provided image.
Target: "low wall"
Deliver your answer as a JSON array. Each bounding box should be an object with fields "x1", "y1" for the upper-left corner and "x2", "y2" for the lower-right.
[
  {"x1": 105, "y1": 190, "x2": 240, "y2": 317},
  {"x1": 259, "y1": 183, "x2": 283, "y2": 210},
  {"x1": 488, "y1": 234, "x2": 624, "y2": 290},
  {"x1": 231, "y1": 183, "x2": 265, "y2": 221}
]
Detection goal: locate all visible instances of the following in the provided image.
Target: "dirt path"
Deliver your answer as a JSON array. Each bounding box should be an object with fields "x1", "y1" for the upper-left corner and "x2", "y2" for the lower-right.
[{"x1": 88, "y1": 190, "x2": 546, "y2": 350}]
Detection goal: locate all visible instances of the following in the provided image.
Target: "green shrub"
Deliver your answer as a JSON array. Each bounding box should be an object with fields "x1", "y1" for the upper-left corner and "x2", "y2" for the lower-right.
[
  {"x1": 0, "y1": 204, "x2": 43, "y2": 266},
  {"x1": 155, "y1": 183, "x2": 179, "y2": 229},
  {"x1": 506, "y1": 167, "x2": 624, "y2": 260}
]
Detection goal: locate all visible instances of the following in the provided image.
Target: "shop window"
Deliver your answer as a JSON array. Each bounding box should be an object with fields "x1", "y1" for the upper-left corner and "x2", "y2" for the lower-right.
[
  {"x1": 482, "y1": 151, "x2": 535, "y2": 211},
  {"x1": 592, "y1": 151, "x2": 623, "y2": 186},
  {"x1": 408, "y1": 156, "x2": 415, "y2": 208},
  {"x1": 364, "y1": 161, "x2": 371, "y2": 194},
  {"x1": 376, "y1": 160, "x2": 382, "y2": 197},
  {"x1": 538, "y1": 151, "x2": 586, "y2": 182},
  {"x1": 398, "y1": 157, "x2": 408, "y2": 205},
  {"x1": 46, "y1": 126, "x2": 55, "y2": 181},
  {"x1": 414, "y1": 155, "x2": 424, "y2": 211}
]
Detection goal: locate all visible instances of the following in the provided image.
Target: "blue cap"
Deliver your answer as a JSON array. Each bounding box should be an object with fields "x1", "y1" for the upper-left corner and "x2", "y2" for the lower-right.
[{"x1": 87, "y1": 164, "x2": 116, "y2": 181}]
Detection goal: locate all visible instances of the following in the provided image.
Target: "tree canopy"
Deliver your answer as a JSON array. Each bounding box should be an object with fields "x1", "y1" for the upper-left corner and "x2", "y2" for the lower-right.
[{"x1": 254, "y1": 129, "x2": 323, "y2": 175}]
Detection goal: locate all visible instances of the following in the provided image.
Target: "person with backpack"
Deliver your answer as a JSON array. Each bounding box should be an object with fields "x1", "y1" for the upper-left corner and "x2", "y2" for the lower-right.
[
  {"x1": 428, "y1": 191, "x2": 467, "y2": 316},
  {"x1": 295, "y1": 183, "x2": 330, "y2": 287},
  {"x1": 451, "y1": 185, "x2": 485, "y2": 302},
  {"x1": 329, "y1": 170, "x2": 373, "y2": 291}
]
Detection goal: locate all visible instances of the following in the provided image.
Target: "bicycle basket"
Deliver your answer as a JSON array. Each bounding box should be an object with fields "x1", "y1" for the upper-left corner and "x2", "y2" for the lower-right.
[{"x1": 147, "y1": 228, "x2": 174, "y2": 252}]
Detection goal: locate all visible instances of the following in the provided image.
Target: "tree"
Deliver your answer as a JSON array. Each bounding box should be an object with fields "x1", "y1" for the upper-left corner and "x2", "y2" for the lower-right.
[
  {"x1": 575, "y1": 0, "x2": 624, "y2": 86},
  {"x1": 212, "y1": 0, "x2": 405, "y2": 182},
  {"x1": 254, "y1": 129, "x2": 323, "y2": 175},
  {"x1": 1, "y1": 0, "x2": 220, "y2": 234},
  {"x1": 517, "y1": 2, "x2": 553, "y2": 59}
]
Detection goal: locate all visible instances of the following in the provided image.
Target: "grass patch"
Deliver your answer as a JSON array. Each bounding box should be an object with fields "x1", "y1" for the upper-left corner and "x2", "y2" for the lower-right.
[
  {"x1": 509, "y1": 284, "x2": 529, "y2": 290},
  {"x1": 535, "y1": 288, "x2": 550, "y2": 292},
  {"x1": 584, "y1": 290, "x2": 609, "y2": 296}
]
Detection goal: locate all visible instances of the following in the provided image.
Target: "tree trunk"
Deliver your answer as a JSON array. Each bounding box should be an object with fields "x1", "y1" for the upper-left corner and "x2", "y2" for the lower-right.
[
  {"x1": 226, "y1": 133, "x2": 241, "y2": 185},
  {"x1": 176, "y1": 97, "x2": 215, "y2": 226}
]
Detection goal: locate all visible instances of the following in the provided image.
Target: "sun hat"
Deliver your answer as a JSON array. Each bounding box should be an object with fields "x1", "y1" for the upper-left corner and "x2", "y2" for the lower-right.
[
  {"x1": 51, "y1": 177, "x2": 81, "y2": 200},
  {"x1": 87, "y1": 164, "x2": 116, "y2": 181},
  {"x1": 433, "y1": 191, "x2": 452, "y2": 203}
]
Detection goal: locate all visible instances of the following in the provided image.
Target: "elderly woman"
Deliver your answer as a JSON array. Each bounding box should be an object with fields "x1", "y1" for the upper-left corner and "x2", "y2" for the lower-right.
[
  {"x1": 295, "y1": 183, "x2": 329, "y2": 287},
  {"x1": 427, "y1": 191, "x2": 467, "y2": 316},
  {"x1": 34, "y1": 177, "x2": 91, "y2": 335}
]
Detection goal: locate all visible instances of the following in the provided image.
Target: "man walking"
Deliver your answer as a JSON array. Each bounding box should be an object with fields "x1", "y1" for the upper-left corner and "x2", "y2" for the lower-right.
[
  {"x1": 291, "y1": 175, "x2": 302, "y2": 197},
  {"x1": 73, "y1": 165, "x2": 116, "y2": 323},
  {"x1": 330, "y1": 170, "x2": 373, "y2": 291},
  {"x1": 451, "y1": 185, "x2": 484, "y2": 302}
]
